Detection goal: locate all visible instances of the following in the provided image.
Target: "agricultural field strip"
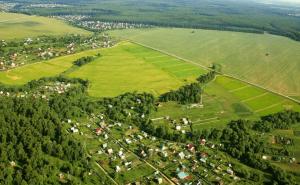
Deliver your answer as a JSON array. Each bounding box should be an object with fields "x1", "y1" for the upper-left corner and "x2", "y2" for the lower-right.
[
  {"x1": 241, "y1": 92, "x2": 269, "y2": 102},
  {"x1": 228, "y1": 85, "x2": 251, "y2": 93},
  {"x1": 128, "y1": 40, "x2": 300, "y2": 104},
  {"x1": 254, "y1": 101, "x2": 285, "y2": 113},
  {"x1": 216, "y1": 77, "x2": 289, "y2": 112}
]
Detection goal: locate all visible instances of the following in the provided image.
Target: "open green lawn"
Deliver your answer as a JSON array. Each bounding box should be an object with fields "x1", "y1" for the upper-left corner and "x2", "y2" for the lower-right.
[
  {"x1": 0, "y1": 12, "x2": 90, "y2": 40},
  {"x1": 68, "y1": 42, "x2": 206, "y2": 97},
  {"x1": 109, "y1": 28, "x2": 300, "y2": 97}
]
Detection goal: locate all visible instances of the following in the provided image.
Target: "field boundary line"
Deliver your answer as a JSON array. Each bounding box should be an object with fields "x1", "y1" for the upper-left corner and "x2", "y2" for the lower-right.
[
  {"x1": 193, "y1": 117, "x2": 218, "y2": 123},
  {"x1": 241, "y1": 92, "x2": 268, "y2": 102},
  {"x1": 193, "y1": 119, "x2": 219, "y2": 125},
  {"x1": 229, "y1": 85, "x2": 250, "y2": 93},
  {"x1": 128, "y1": 40, "x2": 300, "y2": 105},
  {"x1": 95, "y1": 162, "x2": 119, "y2": 185},
  {"x1": 254, "y1": 101, "x2": 284, "y2": 113}
]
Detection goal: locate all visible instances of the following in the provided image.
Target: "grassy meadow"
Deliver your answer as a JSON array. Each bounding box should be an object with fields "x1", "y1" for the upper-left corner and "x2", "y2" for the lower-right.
[
  {"x1": 109, "y1": 28, "x2": 300, "y2": 98},
  {"x1": 68, "y1": 42, "x2": 206, "y2": 97},
  {"x1": 0, "y1": 42, "x2": 206, "y2": 97},
  {"x1": 0, "y1": 12, "x2": 90, "y2": 40},
  {"x1": 1, "y1": 40, "x2": 299, "y2": 129}
]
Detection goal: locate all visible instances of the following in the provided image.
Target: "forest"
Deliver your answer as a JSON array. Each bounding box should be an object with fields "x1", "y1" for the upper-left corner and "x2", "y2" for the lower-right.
[
  {"x1": 0, "y1": 77, "x2": 101, "y2": 184},
  {"x1": 4, "y1": 0, "x2": 300, "y2": 41},
  {"x1": 0, "y1": 75, "x2": 299, "y2": 184}
]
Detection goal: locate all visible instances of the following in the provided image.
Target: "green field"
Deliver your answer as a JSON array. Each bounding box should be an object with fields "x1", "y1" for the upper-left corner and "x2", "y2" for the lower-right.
[
  {"x1": 0, "y1": 42, "x2": 206, "y2": 97},
  {"x1": 0, "y1": 12, "x2": 90, "y2": 39},
  {"x1": 0, "y1": 48, "x2": 102, "y2": 84},
  {"x1": 151, "y1": 75, "x2": 300, "y2": 129},
  {"x1": 68, "y1": 42, "x2": 206, "y2": 97},
  {"x1": 1, "y1": 40, "x2": 299, "y2": 119},
  {"x1": 109, "y1": 28, "x2": 300, "y2": 98}
]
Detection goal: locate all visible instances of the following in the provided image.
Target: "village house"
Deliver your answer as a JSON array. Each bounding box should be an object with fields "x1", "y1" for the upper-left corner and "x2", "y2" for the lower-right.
[
  {"x1": 186, "y1": 144, "x2": 195, "y2": 152},
  {"x1": 95, "y1": 127, "x2": 103, "y2": 135},
  {"x1": 200, "y1": 138, "x2": 206, "y2": 145},
  {"x1": 178, "y1": 152, "x2": 185, "y2": 160},
  {"x1": 115, "y1": 165, "x2": 121, "y2": 173},
  {"x1": 70, "y1": 126, "x2": 78, "y2": 133},
  {"x1": 107, "y1": 148, "x2": 113, "y2": 155}
]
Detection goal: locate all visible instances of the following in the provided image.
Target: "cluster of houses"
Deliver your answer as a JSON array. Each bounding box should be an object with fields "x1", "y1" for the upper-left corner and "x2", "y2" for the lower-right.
[
  {"x1": 53, "y1": 15, "x2": 152, "y2": 31},
  {"x1": 74, "y1": 20, "x2": 152, "y2": 31},
  {"x1": 0, "y1": 35, "x2": 113, "y2": 70},
  {"x1": 0, "y1": 2, "x2": 17, "y2": 11},
  {"x1": 152, "y1": 116, "x2": 192, "y2": 134},
  {"x1": 0, "y1": 81, "x2": 73, "y2": 99},
  {"x1": 65, "y1": 107, "x2": 244, "y2": 184},
  {"x1": 25, "y1": 3, "x2": 70, "y2": 8},
  {"x1": 71, "y1": 113, "x2": 168, "y2": 184},
  {"x1": 105, "y1": 120, "x2": 239, "y2": 184}
]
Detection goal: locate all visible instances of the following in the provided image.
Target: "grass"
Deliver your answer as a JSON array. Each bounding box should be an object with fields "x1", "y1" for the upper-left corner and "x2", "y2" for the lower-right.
[
  {"x1": 0, "y1": 12, "x2": 90, "y2": 40},
  {"x1": 109, "y1": 28, "x2": 300, "y2": 97},
  {"x1": 1, "y1": 39, "x2": 299, "y2": 128},
  {"x1": 68, "y1": 42, "x2": 206, "y2": 97},
  {"x1": 151, "y1": 75, "x2": 300, "y2": 129},
  {"x1": 0, "y1": 48, "x2": 102, "y2": 85},
  {"x1": 214, "y1": 76, "x2": 300, "y2": 115},
  {"x1": 0, "y1": 41, "x2": 206, "y2": 97}
]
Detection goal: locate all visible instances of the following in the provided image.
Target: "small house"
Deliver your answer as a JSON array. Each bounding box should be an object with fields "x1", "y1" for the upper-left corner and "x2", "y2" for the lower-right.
[
  {"x1": 178, "y1": 152, "x2": 185, "y2": 160},
  {"x1": 95, "y1": 128, "x2": 103, "y2": 135},
  {"x1": 107, "y1": 148, "x2": 113, "y2": 155},
  {"x1": 116, "y1": 166, "x2": 121, "y2": 173}
]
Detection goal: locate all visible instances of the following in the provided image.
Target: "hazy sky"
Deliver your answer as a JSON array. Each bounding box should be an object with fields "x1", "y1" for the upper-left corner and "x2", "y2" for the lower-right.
[{"x1": 263, "y1": 0, "x2": 300, "y2": 3}]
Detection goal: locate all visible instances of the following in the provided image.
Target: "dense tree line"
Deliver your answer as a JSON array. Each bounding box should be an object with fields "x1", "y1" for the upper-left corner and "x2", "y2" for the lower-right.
[
  {"x1": 159, "y1": 83, "x2": 202, "y2": 104},
  {"x1": 196, "y1": 71, "x2": 216, "y2": 84},
  {"x1": 73, "y1": 56, "x2": 96, "y2": 67},
  {"x1": 253, "y1": 110, "x2": 300, "y2": 132}
]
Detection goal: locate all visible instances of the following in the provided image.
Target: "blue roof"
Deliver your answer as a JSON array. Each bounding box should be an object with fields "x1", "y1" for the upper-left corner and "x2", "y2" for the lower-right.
[{"x1": 178, "y1": 171, "x2": 189, "y2": 179}]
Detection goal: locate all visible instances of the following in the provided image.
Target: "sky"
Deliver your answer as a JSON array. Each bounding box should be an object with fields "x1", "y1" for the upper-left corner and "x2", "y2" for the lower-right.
[{"x1": 261, "y1": 0, "x2": 300, "y2": 4}]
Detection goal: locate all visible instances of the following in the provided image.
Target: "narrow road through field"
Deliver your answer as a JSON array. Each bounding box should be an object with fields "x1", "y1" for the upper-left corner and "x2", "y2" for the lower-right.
[{"x1": 95, "y1": 162, "x2": 119, "y2": 185}]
